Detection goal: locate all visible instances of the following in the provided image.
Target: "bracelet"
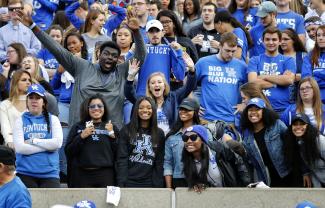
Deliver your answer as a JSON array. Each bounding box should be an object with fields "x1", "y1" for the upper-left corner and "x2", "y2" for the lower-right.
[{"x1": 29, "y1": 23, "x2": 37, "y2": 30}]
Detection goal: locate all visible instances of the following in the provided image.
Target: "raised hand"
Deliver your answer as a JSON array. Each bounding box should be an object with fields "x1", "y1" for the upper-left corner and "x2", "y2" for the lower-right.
[
  {"x1": 127, "y1": 58, "x2": 140, "y2": 81},
  {"x1": 15, "y1": 9, "x2": 33, "y2": 28},
  {"x1": 126, "y1": 10, "x2": 139, "y2": 31},
  {"x1": 105, "y1": 120, "x2": 113, "y2": 132}
]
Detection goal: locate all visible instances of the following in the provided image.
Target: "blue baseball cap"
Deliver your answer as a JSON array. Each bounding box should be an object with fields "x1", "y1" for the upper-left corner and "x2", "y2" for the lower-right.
[
  {"x1": 292, "y1": 113, "x2": 311, "y2": 125},
  {"x1": 247, "y1": 98, "x2": 266, "y2": 109},
  {"x1": 296, "y1": 201, "x2": 318, "y2": 208},
  {"x1": 256, "y1": 1, "x2": 277, "y2": 18},
  {"x1": 27, "y1": 84, "x2": 46, "y2": 97},
  {"x1": 184, "y1": 125, "x2": 208, "y2": 143},
  {"x1": 74, "y1": 200, "x2": 96, "y2": 208}
]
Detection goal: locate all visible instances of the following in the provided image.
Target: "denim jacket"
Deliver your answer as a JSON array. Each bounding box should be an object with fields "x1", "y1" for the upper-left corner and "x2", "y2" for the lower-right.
[
  {"x1": 164, "y1": 131, "x2": 185, "y2": 178},
  {"x1": 242, "y1": 119, "x2": 290, "y2": 185}
]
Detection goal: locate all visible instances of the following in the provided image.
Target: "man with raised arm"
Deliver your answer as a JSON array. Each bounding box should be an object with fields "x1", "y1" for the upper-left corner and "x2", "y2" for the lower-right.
[{"x1": 16, "y1": 10, "x2": 146, "y2": 129}]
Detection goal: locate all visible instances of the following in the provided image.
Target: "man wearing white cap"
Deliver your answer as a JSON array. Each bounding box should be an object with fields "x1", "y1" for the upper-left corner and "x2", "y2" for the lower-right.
[{"x1": 126, "y1": 19, "x2": 186, "y2": 96}]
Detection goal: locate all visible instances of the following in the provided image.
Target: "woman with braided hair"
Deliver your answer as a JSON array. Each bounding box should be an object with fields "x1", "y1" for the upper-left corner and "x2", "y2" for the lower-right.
[{"x1": 13, "y1": 84, "x2": 63, "y2": 188}]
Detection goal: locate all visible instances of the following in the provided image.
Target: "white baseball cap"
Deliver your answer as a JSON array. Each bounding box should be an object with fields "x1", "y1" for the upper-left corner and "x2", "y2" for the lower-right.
[{"x1": 146, "y1": 20, "x2": 163, "y2": 32}]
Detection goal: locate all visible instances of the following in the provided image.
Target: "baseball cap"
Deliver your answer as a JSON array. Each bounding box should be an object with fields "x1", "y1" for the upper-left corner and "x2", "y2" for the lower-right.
[
  {"x1": 292, "y1": 113, "x2": 310, "y2": 125},
  {"x1": 296, "y1": 201, "x2": 318, "y2": 208},
  {"x1": 179, "y1": 97, "x2": 200, "y2": 111},
  {"x1": 0, "y1": 145, "x2": 16, "y2": 166},
  {"x1": 256, "y1": 1, "x2": 277, "y2": 18},
  {"x1": 74, "y1": 200, "x2": 96, "y2": 208},
  {"x1": 27, "y1": 84, "x2": 46, "y2": 97},
  {"x1": 146, "y1": 20, "x2": 163, "y2": 32},
  {"x1": 184, "y1": 125, "x2": 208, "y2": 144},
  {"x1": 246, "y1": 98, "x2": 266, "y2": 109}
]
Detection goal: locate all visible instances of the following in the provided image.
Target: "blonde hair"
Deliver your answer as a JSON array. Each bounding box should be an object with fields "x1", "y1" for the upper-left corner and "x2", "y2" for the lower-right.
[
  {"x1": 296, "y1": 77, "x2": 323, "y2": 130},
  {"x1": 23, "y1": 55, "x2": 44, "y2": 83},
  {"x1": 145, "y1": 72, "x2": 170, "y2": 100}
]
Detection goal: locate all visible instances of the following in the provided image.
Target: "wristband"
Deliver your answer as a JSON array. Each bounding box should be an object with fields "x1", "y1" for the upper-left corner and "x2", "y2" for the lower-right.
[
  {"x1": 108, "y1": 130, "x2": 114, "y2": 136},
  {"x1": 29, "y1": 23, "x2": 37, "y2": 30}
]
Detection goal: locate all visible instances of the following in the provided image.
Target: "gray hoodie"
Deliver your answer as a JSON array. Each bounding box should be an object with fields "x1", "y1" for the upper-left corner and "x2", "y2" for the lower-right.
[{"x1": 34, "y1": 30, "x2": 146, "y2": 129}]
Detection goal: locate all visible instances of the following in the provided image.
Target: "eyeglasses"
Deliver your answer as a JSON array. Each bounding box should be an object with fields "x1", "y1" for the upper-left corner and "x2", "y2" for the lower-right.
[
  {"x1": 160, "y1": 20, "x2": 173, "y2": 25},
  {"x1": 88, "y1": 104, "x2": 104, "y2": 110},
  {"x1": 299, "y1": 86, "x2": 313, "y2": 92},
  {"x1": 8, "y1": 7, "x2": 23, "y2": 12},
  {"x1": 182, "y1": 134, "x2": 198, "y2": 142}
]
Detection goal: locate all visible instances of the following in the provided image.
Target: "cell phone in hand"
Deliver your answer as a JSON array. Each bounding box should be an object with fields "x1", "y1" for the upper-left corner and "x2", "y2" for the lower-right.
[{"x1": 0, "y1": 7, "x2": 8, "y2": 14}]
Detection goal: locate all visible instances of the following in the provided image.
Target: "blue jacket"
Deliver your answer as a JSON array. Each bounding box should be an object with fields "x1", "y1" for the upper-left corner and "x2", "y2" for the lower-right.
[
  {"x1": 281, "y1": 104, "x2": 325, "y2": 135},
  {"x1": 242, "y1": 119, "x2": 290, "y2": 185},
  {"x1": 65, "y1": 2, "x2": 126, "y2": 36},
  {"x1": 164, "y1": 131, "x2": 184, "y2": 178},
  {"x1": 125, "y1": 71, "x2": 197, "y2": 127}
]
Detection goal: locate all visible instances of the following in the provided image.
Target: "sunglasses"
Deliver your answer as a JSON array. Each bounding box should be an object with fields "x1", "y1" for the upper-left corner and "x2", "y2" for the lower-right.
[
  {"x1": 182, "y1": 134, "x2": 198, "y2": 142},
  {"x1": 8, "y1": 7, "x2": 23, "y2": 11},
  {"x1": 88, "y1": 104, "x2": 104, "y2": 110}
]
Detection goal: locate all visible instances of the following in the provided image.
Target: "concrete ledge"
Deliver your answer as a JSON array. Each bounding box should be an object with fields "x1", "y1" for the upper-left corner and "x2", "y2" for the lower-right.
[
  {"x1": 175, "y1": 188, "x2": 325, "y2": 208},
  {"x1": 29, "y1": 188, "x2": 173, "y2": 208}
]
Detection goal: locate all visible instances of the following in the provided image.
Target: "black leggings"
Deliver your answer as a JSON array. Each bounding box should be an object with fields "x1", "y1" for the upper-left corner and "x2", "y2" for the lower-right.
[
  {"x1": 17, "y1": 173, "x2": 60, "y2": 188},
  {"x1": 69, "y1": 167, "x2": 115, "y2": 188}
]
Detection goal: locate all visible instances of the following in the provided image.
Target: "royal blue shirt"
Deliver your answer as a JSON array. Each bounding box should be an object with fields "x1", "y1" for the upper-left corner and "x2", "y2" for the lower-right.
[
  {"x1": 32, "y1": 0, "x2": 59, "y2": 30},
  {"x1": 232, "y1": 8, "x2": 258, "y2": 30},
  {"x1": 249, "y1": 23, "x2": 289, "y2": 57},
  {"x1": 196, "y1": 55, "x2": 247, "y2": 123},
  {"x1": 37, "y1": 48, "x2": 59, "y2": 70},
  {"x1": 0, "y1": 176, "x2": 31, "y2": 208},
  {"x1": 233, "y1": 27, "x2": 248, "y2": 62},
  {"x1": 276, "y1": 11, "x2": 305, "y2": 35},
  {"x1": 248, "y1": 53, "x2": 296, "y2": 111},
  {"x1": 302, "y1": 52, "x2": 325, "y2": 103}
]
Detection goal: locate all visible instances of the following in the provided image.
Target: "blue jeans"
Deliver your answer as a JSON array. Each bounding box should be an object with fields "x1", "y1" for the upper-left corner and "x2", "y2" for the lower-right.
[{"x1": 58, "y1": 102, "x2": 70, "y2": 175}]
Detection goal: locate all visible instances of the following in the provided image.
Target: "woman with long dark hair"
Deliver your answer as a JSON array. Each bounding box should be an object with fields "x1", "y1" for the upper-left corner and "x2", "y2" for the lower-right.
[
  {"x1": 182, "y1": 125, "x2": 250, "y2": 192},
  {"x1": 241, "y1": 98, "x2": 290, "y2": 187},
  {"x1": 283, "y1": 113, "x2": 325, "y2": 187},
  {"x1": 164, "y1": 97, "x2": 200, "y2": 188},
  {"x1": 157, "y1": 9, "x2": 199, "y2": 63},
  {"x1": 65, "y1": 94, "x2": 119, "y2": 187},
  {"x1": 182, "y1": 0, "x2": 202, "y2": 35},
  {"x1": 117, "y1": 97, "x2": 165, "y2": 187},
  {"x1": 214, "y1": 10, "x2": 253, "y2": 62},
  {"x1": 13, "y1": 84, "x2": 63, "y2": 188},
  {"x1": 302, "y1": 25, "x2": 325, "y2": 104}
]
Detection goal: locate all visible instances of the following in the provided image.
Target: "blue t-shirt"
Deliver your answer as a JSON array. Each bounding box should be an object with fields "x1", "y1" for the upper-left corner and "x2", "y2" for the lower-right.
[
  {"x1": 32, "y1": 0, "x2": 59, "y2": 30},
  {"x1": 136, "y1": 44, "x2": 185, "y2": 96},
  {"x1": 248, "y1": 53, "x2": 296, "y2": 111},
  {"x1": 276, "y1": 11, "x2": 305, "y2": 35},
  {"x1": 0, "y1": 177, "x2": 31, "y2": 208},
  {"x1": 195, "y1": 55, "x2": 247, "y2": 122},
  {"x1": 249, "y1": 23, "x2": 290, "y2": 57},
  {"x1": 302, "y1": 52, "x2": 325, "y2": 102},
  {"x1": 232, "y1": 8, "x2": 258, "y2": 30},
  {"x1": 37, "y1": 48, "x2": 59, "y2": 70},
  {"x1": 233, "y1": 27, "x2": 248, "y2": 62}
]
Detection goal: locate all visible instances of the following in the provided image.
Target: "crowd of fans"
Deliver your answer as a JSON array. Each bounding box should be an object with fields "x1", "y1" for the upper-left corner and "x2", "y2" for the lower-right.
[{"x1": 0, "y1": 0, "x2": 325, "y2": 206}]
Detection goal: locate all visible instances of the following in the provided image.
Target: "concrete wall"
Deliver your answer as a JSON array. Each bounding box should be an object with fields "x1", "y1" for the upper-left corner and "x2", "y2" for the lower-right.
[
  {"x1": 29, "y1": 188, "x2": 325, "y2": 208},
  {"x1": 29, "y1": 188, "x2": 172, "y2": 208}
]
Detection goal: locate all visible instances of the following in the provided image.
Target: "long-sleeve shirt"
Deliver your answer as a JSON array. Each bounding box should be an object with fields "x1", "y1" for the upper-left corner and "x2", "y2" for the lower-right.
[
  {"x1": 65, "y1": 2, "x2": 126, "y2": 36},
  {"x1": 0, "y1": 21, "x2": 41, "y2": 61},
  {"x1": 33, "y1": 29, "x2": 146, "y2": 129},
  {"x1": 32, "y1": 0, "x2": 59, "y2": 30},
  {"x1": 0, "y1": 99, "x2": 25, "y2": 144}
]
